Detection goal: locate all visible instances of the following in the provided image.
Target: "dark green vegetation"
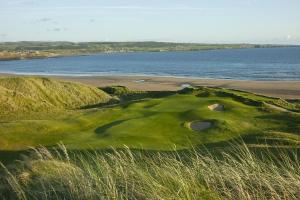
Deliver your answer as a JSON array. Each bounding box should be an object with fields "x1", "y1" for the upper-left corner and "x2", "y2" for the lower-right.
[
  {"x1": 0, "y1": 77, "x2": 299, "y2": 153},
  {"x1": 0, "y1": 41, "x2": 293, "y2": 60}
]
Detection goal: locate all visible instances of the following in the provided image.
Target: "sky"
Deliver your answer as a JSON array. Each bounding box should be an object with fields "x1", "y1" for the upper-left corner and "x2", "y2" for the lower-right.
[{"x1": 0, "y1": 0, "x2": 300, "y2": 44}]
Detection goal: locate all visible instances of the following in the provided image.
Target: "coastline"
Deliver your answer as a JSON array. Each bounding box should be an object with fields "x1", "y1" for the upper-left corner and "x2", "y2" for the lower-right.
[
  {"x1": 1, "y1": 42, "x2": 293, "y2": 61},
  {"x1": 56, "y1": 75, "x2": 300, "y2": 99},
  {"x1": 1, "y1": 73, "x2": 300, "y2": 99}
]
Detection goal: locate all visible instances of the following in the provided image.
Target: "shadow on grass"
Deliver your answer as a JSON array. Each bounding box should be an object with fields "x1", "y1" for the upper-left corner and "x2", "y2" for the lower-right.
[
  {"x1": 255, "y1": 113, "x2": 300, "y2": 133},
  {"x1": 1, "y1": 138, "x2": 300, "y2": 167},
  {"x1": 0, "y1": 150, "x2": 28, "y2": 165},
  {"x1": 94, "y1": 114, "x2": 156, "y2": 137},
  {"x1": 94, "y1": 119, "x2": 129, "y2": 137},
  {"x1": 80, "y1": 98, "x2": 120, "y2": 109}
]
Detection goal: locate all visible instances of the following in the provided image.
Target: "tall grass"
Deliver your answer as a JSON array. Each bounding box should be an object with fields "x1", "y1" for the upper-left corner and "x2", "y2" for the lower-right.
[
  {"x1": 1, "y1": 144, "x2": 299, "y2": 200},
  {"x1": 0, "y1": 77, "x2": 112, "y2": 120}
]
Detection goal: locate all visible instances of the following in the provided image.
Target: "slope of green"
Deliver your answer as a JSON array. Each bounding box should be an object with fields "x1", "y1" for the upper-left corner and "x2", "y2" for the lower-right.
[
  {"x1": 0, "y1": 85, "x2": 299, "y2": 152},
  {"x1": 183, "y1": 86, "x2": 300, "y2": 111},
  {"x1": 0, "y1": 77, "x2": 112, "y2": 119}
]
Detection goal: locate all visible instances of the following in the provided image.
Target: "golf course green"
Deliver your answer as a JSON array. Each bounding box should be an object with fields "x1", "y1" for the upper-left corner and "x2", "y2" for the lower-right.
[{"x1": 0, "y1": 77, "x2": 299, "y2": 152}]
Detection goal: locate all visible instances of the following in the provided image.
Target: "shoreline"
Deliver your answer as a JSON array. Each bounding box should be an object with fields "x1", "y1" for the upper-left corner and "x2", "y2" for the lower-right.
[
  {"x1": 2, "y1": 43, "x2": 299, "y2": 61},
  {"x1": 1, "y1": 73, "x2": 300, "y2": 99},
  {"x1": 1, "y1": 45, "x2": 300, "y2": 61},
  {"x1": 2, "y1": 71, "x2": 300, "y2": 82}
]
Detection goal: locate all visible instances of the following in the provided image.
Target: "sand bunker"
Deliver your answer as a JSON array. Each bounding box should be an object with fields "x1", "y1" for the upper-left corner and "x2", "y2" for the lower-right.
[
  {"x1": 189, "y1": 121, "x2": 213, "y2": 132},
  {"x1": 208, "y1": 104, "x2": 224, "y2": 111},
  {"x1": 133, "y1": 79, "x2": 145, "y2": 83},
  {"x1": 181, "y1": 83, "x2": 192, "y2": 88}
]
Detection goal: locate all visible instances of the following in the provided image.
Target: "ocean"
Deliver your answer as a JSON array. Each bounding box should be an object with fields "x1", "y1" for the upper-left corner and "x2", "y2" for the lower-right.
[{"x1": 1, "y1": 47, "x2": 300, "y2": 80}]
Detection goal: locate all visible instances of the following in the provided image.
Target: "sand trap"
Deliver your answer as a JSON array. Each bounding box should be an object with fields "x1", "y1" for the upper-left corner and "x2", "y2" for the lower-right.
[
  {"x1": 133, "y1": 79, "x2": 145, "y2": 83},
  {"x1": 181, "y1": 83, "x2": 192, "y2": 88},
  {"x1": 208, "y1": 104, "x2": 224, "y2": 111},
  {"x1": 189, "y1": 121, "x2": 213, "y2": 132}
]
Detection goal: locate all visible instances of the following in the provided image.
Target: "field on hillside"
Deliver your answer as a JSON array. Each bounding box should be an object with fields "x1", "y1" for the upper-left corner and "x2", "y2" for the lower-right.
[{"x1": 0, "y1": 78, "x2": 299, "y2": 154}]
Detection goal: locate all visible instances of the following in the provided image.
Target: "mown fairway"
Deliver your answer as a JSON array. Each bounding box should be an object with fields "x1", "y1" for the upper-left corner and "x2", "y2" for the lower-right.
[{"x1": 1, "y1": 87, "x2": 299, "y2": 151}]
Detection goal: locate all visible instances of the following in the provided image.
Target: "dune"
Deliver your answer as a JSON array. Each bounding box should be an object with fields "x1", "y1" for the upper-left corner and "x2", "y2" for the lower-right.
[{"x1": 0, "y1": 77, "x2": 112, "y2": 117}]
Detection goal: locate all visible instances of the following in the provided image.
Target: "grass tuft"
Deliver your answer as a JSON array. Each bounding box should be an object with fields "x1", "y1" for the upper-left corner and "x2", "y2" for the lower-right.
[{"x1": 1, "y1": 144, "x2": 299, "y2": 200}]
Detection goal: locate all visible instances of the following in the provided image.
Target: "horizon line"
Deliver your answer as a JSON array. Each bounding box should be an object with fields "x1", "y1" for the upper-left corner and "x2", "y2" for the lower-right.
[{"x1": 0, "y1": 40, "x2": 299, "y2": 46}]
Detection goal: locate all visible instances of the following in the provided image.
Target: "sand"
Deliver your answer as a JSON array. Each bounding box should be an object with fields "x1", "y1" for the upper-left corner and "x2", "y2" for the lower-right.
[
  {"x1": 1, "y1": 74, "x2": 300, "y2": 99},
  {"x1": 189, "y1": 121, "x2": 213, "y2": 132},
  {"x1": 56, "y1": 76, "x2": 300, "y2": 99},
  {"x1": 208, "y1": 104, "x2": 225, "y2": 111}
]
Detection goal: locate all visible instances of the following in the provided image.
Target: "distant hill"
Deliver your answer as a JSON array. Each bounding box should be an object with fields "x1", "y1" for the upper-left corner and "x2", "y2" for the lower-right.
[
  {"x1": 0, "y1": 77, "x2": 112, "y2": 117},
  {"x1": 1, "y1": 41, "x2": 295, "y2": 61}
]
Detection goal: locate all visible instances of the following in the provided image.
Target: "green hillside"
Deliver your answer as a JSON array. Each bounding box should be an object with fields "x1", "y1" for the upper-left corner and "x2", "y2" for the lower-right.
[
  {"x1": 0, "y1": 82, "x2": 299, "y2": 151},
  {"x1": 0, "y1": 77, "x2": 112, "y2": 119}
]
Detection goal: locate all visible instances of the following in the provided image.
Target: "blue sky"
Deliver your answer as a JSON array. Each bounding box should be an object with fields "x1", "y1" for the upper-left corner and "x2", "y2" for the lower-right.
[{"x1": 0, "y1": 0, "x2": 300, "y2": 44}]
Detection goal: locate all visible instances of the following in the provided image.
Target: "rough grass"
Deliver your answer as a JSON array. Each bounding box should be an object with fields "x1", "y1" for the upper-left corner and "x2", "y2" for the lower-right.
[
  {"x1": 101, "y1": 85, "x2": 174, "y2": 102},
  {"x1": 0, "y1": 77, "x2": 112, "y2": 119},
  {"x1": 0, "y1": 144, "x2": 299, "y2": 200}
]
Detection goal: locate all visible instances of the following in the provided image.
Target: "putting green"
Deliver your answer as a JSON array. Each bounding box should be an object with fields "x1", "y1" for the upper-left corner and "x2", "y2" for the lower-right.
[{"x1": 0, "y1": 89, "x2": 299, "y2": 151}]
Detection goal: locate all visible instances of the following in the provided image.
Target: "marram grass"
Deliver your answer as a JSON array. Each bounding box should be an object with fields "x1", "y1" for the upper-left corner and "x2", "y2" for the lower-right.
[
  {"x1": 1, "y1": 143, "x2": 299, "y2": 200},
  {"x1": 0, "y1": 77, "x2": 112, "y2": 119}
]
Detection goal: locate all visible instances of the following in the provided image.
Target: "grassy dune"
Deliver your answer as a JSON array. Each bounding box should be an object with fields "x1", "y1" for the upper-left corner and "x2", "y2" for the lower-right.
[
  {"x1": 0, "y1": 77, "x2": 112, "y2": 119},
  {"x1": 1, "y1": 144, "x2": 299, "y2": 200}
]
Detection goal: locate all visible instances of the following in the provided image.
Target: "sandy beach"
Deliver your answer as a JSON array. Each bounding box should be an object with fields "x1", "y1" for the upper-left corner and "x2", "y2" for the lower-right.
[
  {"x1": 1, "y1": 73, "x2": 300, "y2": 99},
  {"x1": 55, "y1": 76, "x2": 300, "y2": 99}
]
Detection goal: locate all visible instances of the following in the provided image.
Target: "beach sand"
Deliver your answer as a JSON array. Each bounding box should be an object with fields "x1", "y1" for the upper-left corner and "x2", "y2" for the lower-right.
[
  {"x1": 55, "y1": 76, "x2": 300, "y2": 99},
  {"x1": 1, "y1": 74, "x2": 300, "y2": 99}
]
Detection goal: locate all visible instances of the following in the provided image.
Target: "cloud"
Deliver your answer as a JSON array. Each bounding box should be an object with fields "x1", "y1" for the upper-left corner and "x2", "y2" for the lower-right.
[
  {"x1": 37, "y1": 17, "x2": 52, "y2": 22},
  {"x1": 93, "y1": 6, "x2": 207, "y2": 11},
  {"x1": 237, "y1": 0, "x2": 258, "y2": 6},
  {"x1": 47, "y1": 27, "x2": 68, "y2": 32},
  {"x1": 1, "y1": 4, "x2": 213, "y2": 12},
  {"x1": 5, "y1": 0, "x2": 38, "y2": 6},
  {"x1": 0, "y1": 34, "x2": 7, "y2": 37},
  {"x1": 53, "y1": 28, "x2": 61, "y2": 32},
  {"x1": 89, "y1": 19, "x2": 96, "y2": 23}
]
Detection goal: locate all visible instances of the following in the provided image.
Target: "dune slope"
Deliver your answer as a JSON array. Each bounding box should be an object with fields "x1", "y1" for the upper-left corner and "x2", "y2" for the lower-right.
[{"x1": 0, "y1": 77, "x2": 112, "y2": 116}]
